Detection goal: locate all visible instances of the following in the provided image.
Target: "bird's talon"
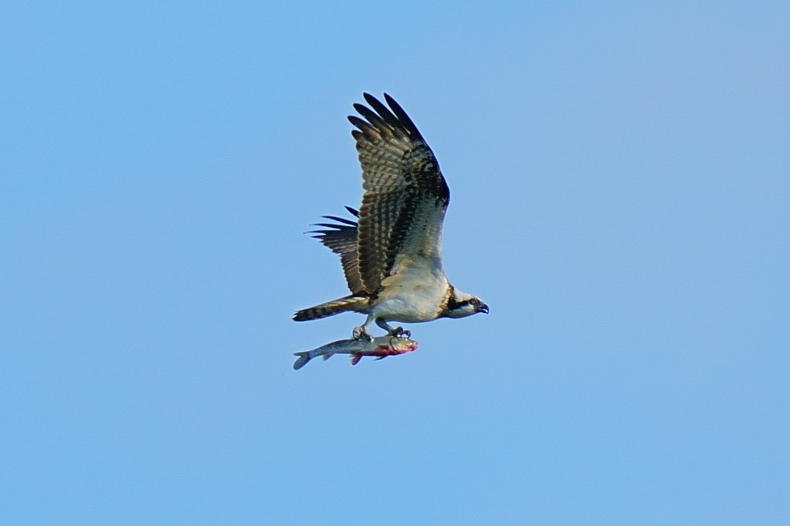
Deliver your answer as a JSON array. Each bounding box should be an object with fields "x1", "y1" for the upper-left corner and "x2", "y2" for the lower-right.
[
  {"x1": 389, "y1": 327, "x2": 411, "y2": 338},
  {"x1": 352, "y1": 327, "x2": 372, "y2": 341}
]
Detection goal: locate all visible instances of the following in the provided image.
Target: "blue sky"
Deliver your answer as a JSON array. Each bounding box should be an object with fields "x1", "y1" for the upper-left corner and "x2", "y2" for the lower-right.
[{"x1": 2, "y1": 2, "x2": 789, "y2": 524}]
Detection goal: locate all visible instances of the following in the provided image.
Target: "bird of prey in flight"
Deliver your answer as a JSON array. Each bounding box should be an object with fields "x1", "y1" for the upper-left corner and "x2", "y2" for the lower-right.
[{"x1": 294, "y1": 93, "x2": 488, "y2": 339}]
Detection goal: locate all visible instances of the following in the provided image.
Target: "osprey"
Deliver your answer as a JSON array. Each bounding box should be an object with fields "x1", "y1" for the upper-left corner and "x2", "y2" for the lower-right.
[{"x1": 294, "y1": 93, "x2": 488, "y2": 339}]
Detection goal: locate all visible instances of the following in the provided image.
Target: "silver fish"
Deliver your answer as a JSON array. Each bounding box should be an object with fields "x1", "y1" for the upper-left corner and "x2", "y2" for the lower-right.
[{"x1": 293, "y1": 335, "x2": 418, "y2": 370}]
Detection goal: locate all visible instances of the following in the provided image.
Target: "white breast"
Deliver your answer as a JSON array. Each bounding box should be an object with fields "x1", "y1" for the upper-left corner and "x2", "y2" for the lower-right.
[{"x1": 370, "y1": 254, "x2": 448, "y2": 323}]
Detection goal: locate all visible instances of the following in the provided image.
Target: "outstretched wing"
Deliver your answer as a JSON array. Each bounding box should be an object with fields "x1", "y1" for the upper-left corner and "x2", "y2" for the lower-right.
[
  {"x1": 348, "y1": 93, "x2": 450, "y2": 294},
  {"x1": 309, "y1": 206, "x2": 366, "y2": 295}
]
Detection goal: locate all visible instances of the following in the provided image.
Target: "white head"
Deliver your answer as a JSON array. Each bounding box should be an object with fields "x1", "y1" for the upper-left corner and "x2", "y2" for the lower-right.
[{"x1": 442, "y1": 287, "x2": 489, "y2": 319}]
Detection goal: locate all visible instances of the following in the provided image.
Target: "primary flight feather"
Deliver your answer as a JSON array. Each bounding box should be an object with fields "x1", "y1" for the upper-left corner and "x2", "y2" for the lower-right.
[{"x1": 294, "y1": 93, "x2": 488, "y2": 339}]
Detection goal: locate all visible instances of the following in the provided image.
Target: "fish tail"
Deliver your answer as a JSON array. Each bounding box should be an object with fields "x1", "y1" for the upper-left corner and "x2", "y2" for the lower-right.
[{"x1": 292, "y1": 351, "x2": 312, "y2": 370}]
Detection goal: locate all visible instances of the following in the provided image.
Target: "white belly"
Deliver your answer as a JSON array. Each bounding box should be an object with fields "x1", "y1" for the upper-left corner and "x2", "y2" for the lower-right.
[{"x1": 370, "y1": 259, "x2": 448, "y2": 323}]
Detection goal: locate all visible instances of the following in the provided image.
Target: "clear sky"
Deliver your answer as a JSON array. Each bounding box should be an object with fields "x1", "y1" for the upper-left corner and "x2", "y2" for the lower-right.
[{"x1": 2, "y1": 2, "x2": 789, "y2": 524}]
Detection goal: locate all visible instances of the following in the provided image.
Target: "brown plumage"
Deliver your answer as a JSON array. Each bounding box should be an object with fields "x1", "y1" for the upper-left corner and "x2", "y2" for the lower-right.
[
  {"x1": 294, "y1": 94, "x2": 487, "y2": 332},
  {"x1": 308, "y1": 206, "x2": 365, "y2": 294},
  {"x1": 349, "y1": 93, "x2": 450, "y2": 294}
]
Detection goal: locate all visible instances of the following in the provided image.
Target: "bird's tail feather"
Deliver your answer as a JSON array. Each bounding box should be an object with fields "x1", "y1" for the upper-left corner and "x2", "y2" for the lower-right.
[{"x1": 293, "y1": 295, "x2": 368, "y2": 322}]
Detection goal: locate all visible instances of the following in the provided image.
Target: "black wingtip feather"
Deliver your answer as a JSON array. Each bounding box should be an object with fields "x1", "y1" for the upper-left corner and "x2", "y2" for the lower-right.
[
  {"x1": 321, "y1": 215, "x2": 357, "y2": 226},
  {"x1": 354, "y1": 103, "x2": 389, "y2": 129},
  {"x1": 383, "y1": 93, "x2": 423, "y2": 140},
  {"x1": 362, "y1": 93, "x2": 401, "y2": 130},
  {"x1": 347, "y1": 115, "x2": 368, "y2": 130},
  {"x1": 354, "y1": 93, "x2": 424, "y2": 141},
  {"x1": 362, "y1": 92, "x2": 378, "y2": 108},
  {"x1": 345, "y1": 206, "x2": 359, "y2": 217}
]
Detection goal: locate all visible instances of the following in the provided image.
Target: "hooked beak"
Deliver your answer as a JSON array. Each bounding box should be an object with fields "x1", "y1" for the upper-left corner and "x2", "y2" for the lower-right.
[{"x1": 478, "y1": 304, "x2": 489, "y2": 314}]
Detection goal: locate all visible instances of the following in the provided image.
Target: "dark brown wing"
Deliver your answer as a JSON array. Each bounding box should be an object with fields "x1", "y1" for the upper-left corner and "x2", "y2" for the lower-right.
[
  {"x1": 348, "y1": 93, "x2": 450, "y2": 293},
  {"x1": 309, "y1": 206, "x2": 365, "y2": 294}
]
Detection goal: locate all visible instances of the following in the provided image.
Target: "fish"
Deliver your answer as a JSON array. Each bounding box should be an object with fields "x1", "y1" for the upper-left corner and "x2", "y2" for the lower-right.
[{"x1": 293, "y1": 335, "x2": 418, "y2": 370}]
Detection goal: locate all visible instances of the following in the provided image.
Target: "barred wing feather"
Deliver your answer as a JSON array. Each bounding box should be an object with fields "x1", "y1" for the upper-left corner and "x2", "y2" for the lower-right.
[
  {"x1": 349, "y1": 93, "x2": 450, "y2": 294},
  {"x1": 309, "y1": 206, "x2": 365, "y2": 295}
]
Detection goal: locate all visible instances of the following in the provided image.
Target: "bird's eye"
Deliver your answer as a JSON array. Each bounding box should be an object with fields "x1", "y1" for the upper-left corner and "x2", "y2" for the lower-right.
[{"x1": 470, "y1": 298, "x2": 480, "y2": 306}]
